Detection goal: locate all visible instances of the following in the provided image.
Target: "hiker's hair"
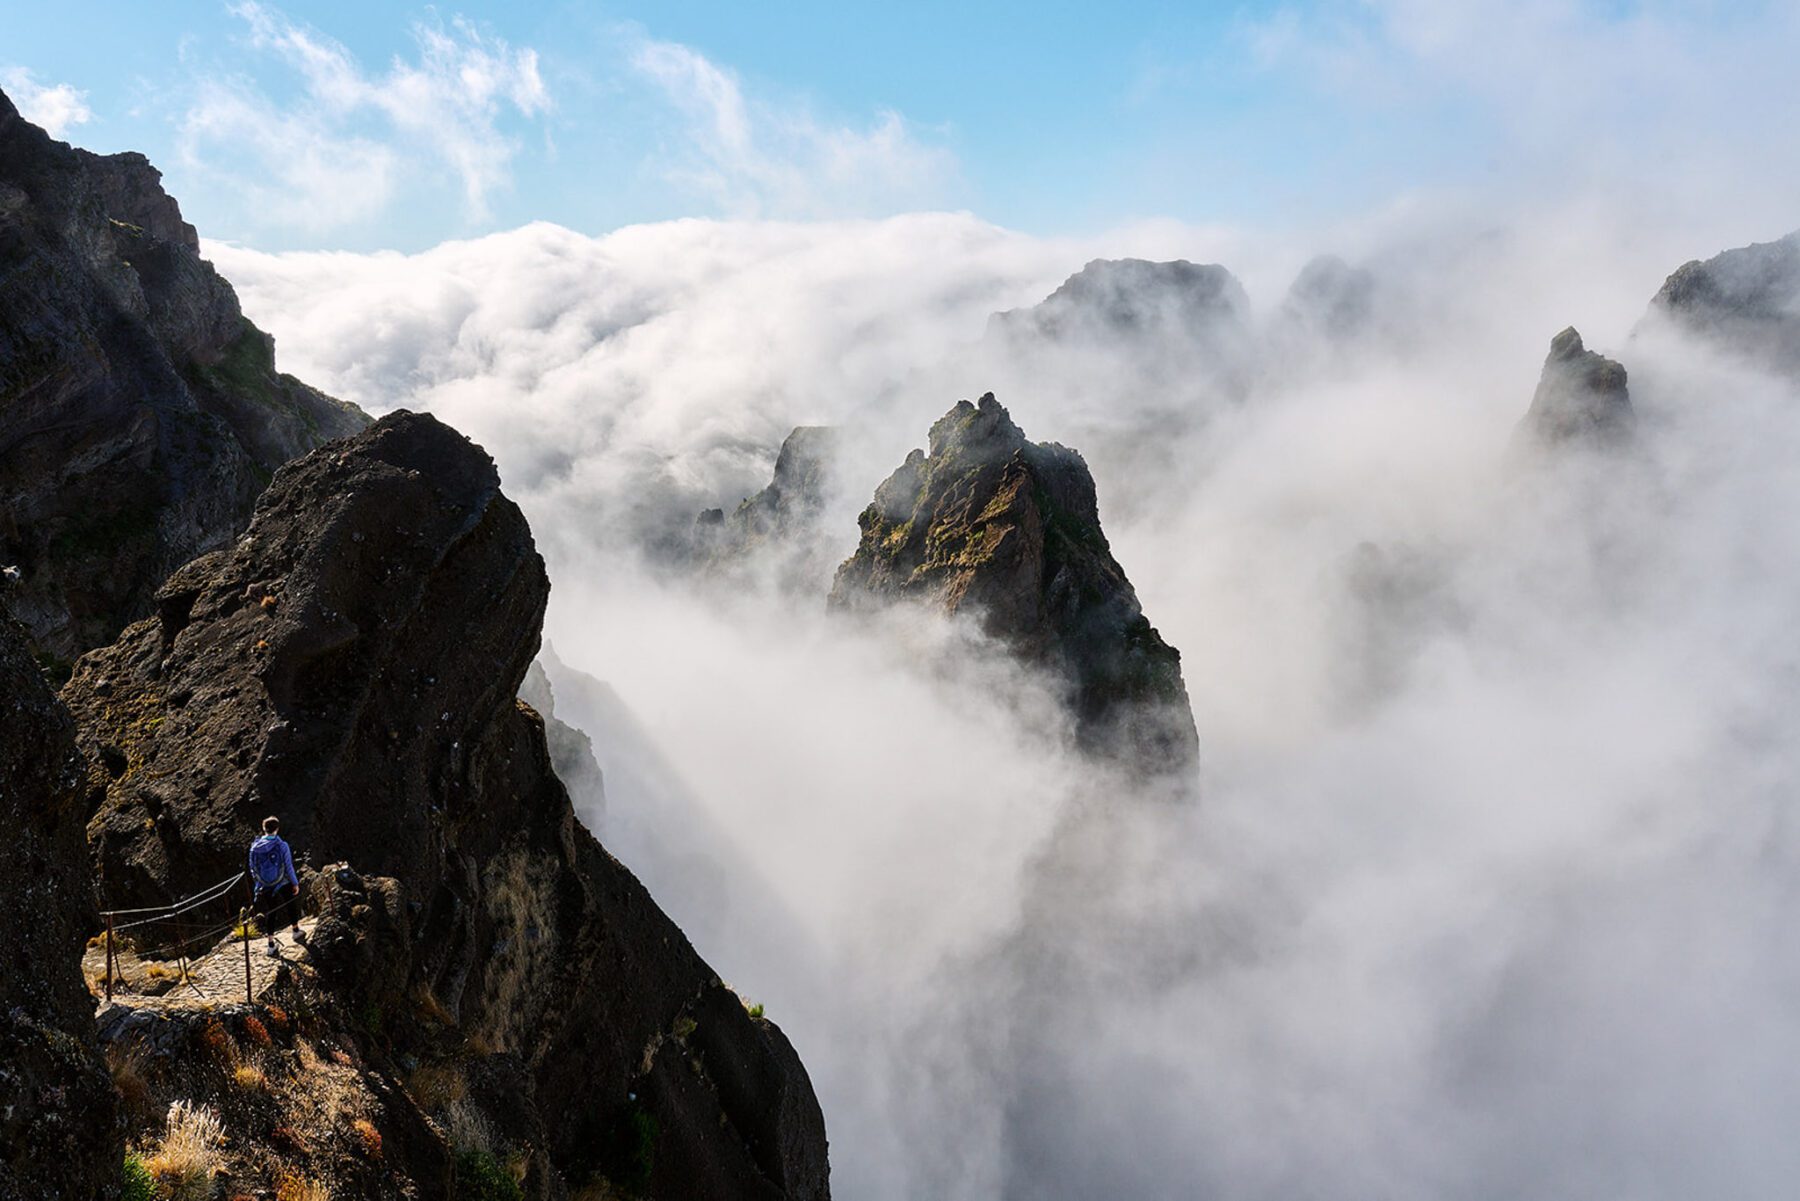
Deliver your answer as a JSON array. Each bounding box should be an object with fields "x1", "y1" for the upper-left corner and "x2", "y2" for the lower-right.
[{"x1": 262, "y1": 816, "x2": 280, "y2": 834}]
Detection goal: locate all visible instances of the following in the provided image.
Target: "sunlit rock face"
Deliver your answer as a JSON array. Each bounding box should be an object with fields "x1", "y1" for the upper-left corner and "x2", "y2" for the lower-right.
[
  {"x1": 1645, "y1": 229, "x2": 1800, "y2": 378},
  {"x1": 0, "y1": 87, "x2": 366, "y2": 660},
  {"x1": 831, "y1": 392, "x2": 1198, "y2": 782},
  {"x1": 1516, "y1": 326, "x2": 1635, "y2": 449}
]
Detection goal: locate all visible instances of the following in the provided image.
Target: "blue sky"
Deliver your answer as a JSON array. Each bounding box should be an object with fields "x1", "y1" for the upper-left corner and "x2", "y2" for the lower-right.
[{"x1": 1, "y1": 0, "x2": 1794, "y2": 252}]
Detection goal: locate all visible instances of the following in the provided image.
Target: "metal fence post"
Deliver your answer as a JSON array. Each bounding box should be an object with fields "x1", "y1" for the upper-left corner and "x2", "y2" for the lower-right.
[{"x1": 241, "y1": 906, "x2": 253, "y2": 1004}]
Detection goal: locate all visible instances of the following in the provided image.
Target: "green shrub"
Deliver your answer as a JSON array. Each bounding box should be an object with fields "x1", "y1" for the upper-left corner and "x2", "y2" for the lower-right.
[
  {"x1": 455, "y1": 1148, "x2": 523, "y2": 1201},
  {"x1": 120, "y1": 1154, "x2": 156, "y2": 1201}
]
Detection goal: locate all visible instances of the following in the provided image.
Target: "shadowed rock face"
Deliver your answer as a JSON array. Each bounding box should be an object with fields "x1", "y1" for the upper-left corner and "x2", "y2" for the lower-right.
[
  {"x1": 0, "y1": 615, "x2": 116, "y2": 1201},
  {"x1": 63, "y1": 412, "x2": 829, "y2": 1199},
  {"x1": 693, "y1": 425, "x2": 839, "y2": 589},
  {"x1": 1646, "y1": 230, "x2": 1800, "y2": 377},
  {"x1": 1517, "y1": 327, "x2": 1634, "y2": 448},
  {"x1": 830, "y1": 393, "x2": 1198, "y2": 781},
  {"x1": 0, "y1": 88, "x2": 367, "y2": 661}
]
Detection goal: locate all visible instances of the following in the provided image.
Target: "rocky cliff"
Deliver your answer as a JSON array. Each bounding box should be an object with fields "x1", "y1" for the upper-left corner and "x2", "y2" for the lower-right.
[
  {"x1": 0, "y1": 88, "x2": 367, "y2": 662},
  {"x1": 1645, "y1": 230, "x2": 1800, "y2": 377},
  {"x1": 63, "y1": 412, "x2": 829, "y2": 1198},
  {"x1": 830, "y1": 393, "x2": 1197, "y2": 780},
  {"x1": 692, "y1": 425, "x2": 838, "y2": 589},
  {"x1": 1516, "y1": 327, "x2": 1634, "y2": 448},
  {"x1": 0, "y1": 615, "x2": 117, "y2": 1201}
]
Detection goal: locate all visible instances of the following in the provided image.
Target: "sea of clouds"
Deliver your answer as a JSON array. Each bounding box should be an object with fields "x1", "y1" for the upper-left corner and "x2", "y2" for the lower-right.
[{"x1": 212, "y1": 200, "x2": 1800, "y2": 1200}]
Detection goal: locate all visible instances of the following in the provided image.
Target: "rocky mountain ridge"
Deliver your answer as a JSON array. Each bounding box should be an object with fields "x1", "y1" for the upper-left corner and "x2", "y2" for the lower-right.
[
  {"x1": 64, "y1": 411, "x2": 830, "y2": 1198},
  {"x1": 0, "y1": 87, "x2": 367, "y2": 662},
  {"x1": 1645, "y1": 229, "x2": 1800, "y2": 377}
]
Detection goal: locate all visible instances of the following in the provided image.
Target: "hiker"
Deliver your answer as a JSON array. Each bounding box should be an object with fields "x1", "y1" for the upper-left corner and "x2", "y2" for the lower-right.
[{"x1": 248, "y1": 816, "x2": 305, "y2": 956}]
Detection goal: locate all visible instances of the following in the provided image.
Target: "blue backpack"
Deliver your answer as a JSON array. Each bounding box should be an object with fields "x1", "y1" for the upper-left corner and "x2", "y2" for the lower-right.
[{"x1": 249, "y1": 835, "x2": 287, "y2": 888}]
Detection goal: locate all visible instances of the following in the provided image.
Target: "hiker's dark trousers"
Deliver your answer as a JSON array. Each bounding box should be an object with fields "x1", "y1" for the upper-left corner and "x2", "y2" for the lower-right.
[{"x1": 254, "y1": 883, "x2": 299, "y2": 937}]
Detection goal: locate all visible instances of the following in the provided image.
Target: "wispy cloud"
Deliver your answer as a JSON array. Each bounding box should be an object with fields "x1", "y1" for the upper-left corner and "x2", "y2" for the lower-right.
[
  {"x1": 630, "y1": 36, "x2": 956, "y2": 219},
  {"x1": 1, "y1": 67, "x2": 93, "y2": 138},
  {"x1": 179, "y1": 3, "x2": 549, "y2": 233}
]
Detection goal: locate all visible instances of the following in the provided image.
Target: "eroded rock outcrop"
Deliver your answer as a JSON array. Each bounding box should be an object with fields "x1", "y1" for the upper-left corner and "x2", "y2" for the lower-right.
[
  {"x1": 1645, "y1": 230, "x2": 1800, "y2": 377},
  {"x1": 0, "y1": 615, "x2": 116, "y2": 1201},
  {"x1": 693, "y1": 426, "x2": 838, "y2": 588},
  {"x1": 0, "y1": 88, "x2": 367, "y2": 661},
  {"x1": 520, "y1": 655, "x2": 607, "y2": 825},
  {"x1": 1516, "y1": 327, "x2": 1634, "y2": 448},
  {"x1": 830, "y1": 393, "x2": 1197, "y2": 780},
  {"x1": 64, "y1": 412, "x2": 829, "y2": 1198}
]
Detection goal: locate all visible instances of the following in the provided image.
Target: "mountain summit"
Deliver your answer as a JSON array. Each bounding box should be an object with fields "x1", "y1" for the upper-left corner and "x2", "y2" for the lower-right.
[
  {"x1": 830, "y1": 393, "x2": 1198, "y2": 780},
  {"x1": 0, "y1": 87, "x2": 367, "y2": 661}
]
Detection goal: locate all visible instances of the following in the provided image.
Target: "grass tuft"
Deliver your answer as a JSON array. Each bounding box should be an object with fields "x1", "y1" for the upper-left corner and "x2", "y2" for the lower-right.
[{"x1": 141, "y1": 1100, "x2": 225, "y2": 1201}]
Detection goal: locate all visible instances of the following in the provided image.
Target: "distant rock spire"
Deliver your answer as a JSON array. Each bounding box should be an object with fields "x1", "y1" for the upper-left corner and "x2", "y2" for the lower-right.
[
  {"x1": 1516, "y1": 327, "x2": 1634, "y2": 449},
  {"x1": 830, "y1": 392, "x2": 1198, "y2": 782},
  {"x1": 1644, "y1": 229, "x2": 1800, "y2": 378}
]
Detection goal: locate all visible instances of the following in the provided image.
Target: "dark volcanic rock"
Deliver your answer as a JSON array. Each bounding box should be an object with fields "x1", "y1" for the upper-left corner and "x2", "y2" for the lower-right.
[
  {"x1": 0, "y1": 87, "x2": 367, "y2": 660},
  {"x1": 64, "y1": 412, "x2": 828, "y2": 1199},
  {"x1": 1516, "y1": 327, "x2": 1634, "y2": 448},
  {"x1": 0, "y1": 615, "x2": 116, "y2": 1201},
  {"x1": 1645, "y1": 230, "x2": 1800, "y2": 377},
  {"x1": 830, "y1": 393, "x2": 1197, "y2": 780}
]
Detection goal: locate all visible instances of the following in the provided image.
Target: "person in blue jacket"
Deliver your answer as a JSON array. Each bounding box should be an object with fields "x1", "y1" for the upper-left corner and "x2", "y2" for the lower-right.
[{"x1": 248, "y1": 816, "x2": 306, "y2": 956}]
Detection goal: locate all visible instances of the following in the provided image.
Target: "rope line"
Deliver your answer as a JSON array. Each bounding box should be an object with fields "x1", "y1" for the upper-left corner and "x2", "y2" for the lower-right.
[{"x1": 102, "y1": 871, "x2": 247, "y2": 923}]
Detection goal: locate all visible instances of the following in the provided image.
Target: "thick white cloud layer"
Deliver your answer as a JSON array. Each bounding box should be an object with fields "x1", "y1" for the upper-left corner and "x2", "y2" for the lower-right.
[{"x1": 214, "y1": 205, "x2": 1800, "y2": 1199}]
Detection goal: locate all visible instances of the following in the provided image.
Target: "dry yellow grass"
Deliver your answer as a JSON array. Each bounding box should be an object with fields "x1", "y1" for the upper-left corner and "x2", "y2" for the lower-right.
[
  {"x1": 405, "y1": 1062, "x2": 466, "y2": 1111},
  {"x1": 444, "y1": 1099, "x2": 497, "y2": 1157},
  {"x1": 412, "y1": 983, "x2": 456, "y2": 1027},
  {"x1": 232, "y1": 1063, "x2": 266, "y2": 1091},
  {"x1": 352, "y1": 1117, "x2": 383, "y2": 1159},
  {"x1": 275, "y1": 1171, "x2": 331, "y2": 1201},
  {"x1": 142, "y1": 1100, "x2": 224, "y2": 1201},
  {"x1": 107, "y1": 1039, "x2": 155, "y2": 1122}
]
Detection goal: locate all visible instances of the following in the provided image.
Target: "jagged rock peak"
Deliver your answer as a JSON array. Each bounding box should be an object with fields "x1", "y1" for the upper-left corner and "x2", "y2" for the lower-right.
[
  {"x1": 0, "y1": 85, "x2": 369, "y2": 659},
  {"x1": 831, "y1": 393, "x2": 1198, "y2": 781},
  {"x1": 692, "y1": 424, "x2": 840, "y2": 589},
  {"x1": 992, "y1": 257, "x2": 1250, "y2": 342},
  {"x1": 713, "y1": 424, "x2": 837, "y2": 545},
  {"x1": 1645, "y1": 229, "x2": 1800, "y2": 377},
  {"x1": 1517, "y1": 326, "x2": 1634, "y2": 448},
  {"x1": 63, "y1": 410, "x2": 830, "y2": 1198}
]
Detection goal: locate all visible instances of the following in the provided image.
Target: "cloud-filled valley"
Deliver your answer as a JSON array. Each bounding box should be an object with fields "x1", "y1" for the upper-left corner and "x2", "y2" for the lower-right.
[{"x1": 205, "y1": 204, "x2": 1800, "y2": 1199}]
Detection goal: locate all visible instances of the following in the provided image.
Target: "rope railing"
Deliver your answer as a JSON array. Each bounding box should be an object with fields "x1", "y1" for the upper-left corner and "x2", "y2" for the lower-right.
[
  {"x1": 104, "y1": 872, "x2": 247, "y2": 932},
  {"x1": 100, "y1": 870, "x2": 246, "y2": 921},
  {"x1": 97, "y1": 870, "x2": 307, "y2": 1004}
]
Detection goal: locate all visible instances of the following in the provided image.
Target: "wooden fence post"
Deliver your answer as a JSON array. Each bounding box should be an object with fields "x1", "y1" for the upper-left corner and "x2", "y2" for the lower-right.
[{"x1": 104, "y1": 914, "x2": 115, "y2": 1002}]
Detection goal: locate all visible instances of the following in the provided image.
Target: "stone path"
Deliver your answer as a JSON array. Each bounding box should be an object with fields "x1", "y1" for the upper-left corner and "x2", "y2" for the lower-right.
[{"x1": 87, "y1": 917, "x2": 317, "y2": 1013}]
